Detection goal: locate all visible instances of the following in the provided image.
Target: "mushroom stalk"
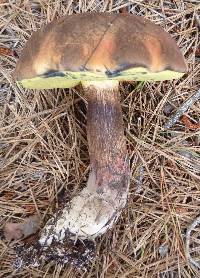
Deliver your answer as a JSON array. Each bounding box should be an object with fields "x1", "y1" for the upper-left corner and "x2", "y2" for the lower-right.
[
  {"x1": 85, "y1": 80, "x2": 129, "y2": 199},
  {"x1": 39, "y1": 81, "x2": 130, "y2": 244}
]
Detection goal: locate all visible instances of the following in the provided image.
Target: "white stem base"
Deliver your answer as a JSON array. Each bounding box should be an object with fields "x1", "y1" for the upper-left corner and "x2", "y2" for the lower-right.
[{"x1": 39, "y1": 172, "x2": 128, "y2": 246}]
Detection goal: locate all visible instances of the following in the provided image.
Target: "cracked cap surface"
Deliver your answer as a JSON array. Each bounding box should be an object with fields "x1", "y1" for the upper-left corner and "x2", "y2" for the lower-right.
[{"x1": 14, "y1": 13, "x2": 187, "y2": 89}]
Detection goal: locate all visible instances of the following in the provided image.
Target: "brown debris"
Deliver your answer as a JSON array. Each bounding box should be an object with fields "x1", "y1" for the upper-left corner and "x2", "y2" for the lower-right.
[
  {"x1": 181, "y1": 115, "x2": 200, "y2": 130},
  {"x1": 14, "y1": 231, "x2": 95, "y2": 270},
  {"x1": 195, "y1": 48, "x2": 200, "y2": 58},
  {"x1": 0, "y1": 47, "x2": 15, "y2": 57},
  {"x1": 3, "y1": 215, "x2": 40, "y2": 241},
  {"x1": 119, "y1": 7, "x2": 129, "y2": 13}
]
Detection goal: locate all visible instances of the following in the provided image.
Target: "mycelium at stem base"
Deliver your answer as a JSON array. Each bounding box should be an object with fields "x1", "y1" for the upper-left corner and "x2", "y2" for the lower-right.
[{"x1": 14, "y1": 81, "x2": 130, "y2": 268}]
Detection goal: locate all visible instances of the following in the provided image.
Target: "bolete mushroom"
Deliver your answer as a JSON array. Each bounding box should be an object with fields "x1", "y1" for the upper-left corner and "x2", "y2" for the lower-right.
[{"x1": 13, "y1": 13, "x2": 187, "y2": 267}]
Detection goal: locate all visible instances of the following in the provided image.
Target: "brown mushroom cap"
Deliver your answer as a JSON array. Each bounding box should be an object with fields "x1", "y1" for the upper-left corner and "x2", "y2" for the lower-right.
[{"x1": 14, "y1": 13, "x2": 187, "y2": 89}]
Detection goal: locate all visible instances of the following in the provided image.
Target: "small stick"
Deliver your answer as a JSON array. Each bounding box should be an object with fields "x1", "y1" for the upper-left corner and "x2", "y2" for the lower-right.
[
  {"x1": 164, "y1": 89, "x2": 200, "y2": 129},
  {"x1": 195, "y1": 14, "x2": 200, "y2": 31},
  {"x1": 195, "y1": 14, "x2": 200, "y2": 59},
  {"x1": 186, "y1": 215, "x2": 200, "y2": 270},
  {"x1": 135, "y1": 165, "x2": 144, "y2": 193}
]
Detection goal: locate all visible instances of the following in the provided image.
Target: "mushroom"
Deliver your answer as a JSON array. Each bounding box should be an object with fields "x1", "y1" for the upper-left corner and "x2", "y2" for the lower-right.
[{"x1": 13, "y1": 13, "x2": 187, "y2": 267}]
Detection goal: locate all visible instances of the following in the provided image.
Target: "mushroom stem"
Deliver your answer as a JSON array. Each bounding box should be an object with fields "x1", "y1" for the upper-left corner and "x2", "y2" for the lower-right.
[
  {"x1": 36, "y1": 80, "x2": 129, "y2": 243},
  {"x1": 38, "y1": 81, "x2": 129, "y2": 242},
  {"x1": 84, "y1": 80, "x2": 129, "y2": 195}
]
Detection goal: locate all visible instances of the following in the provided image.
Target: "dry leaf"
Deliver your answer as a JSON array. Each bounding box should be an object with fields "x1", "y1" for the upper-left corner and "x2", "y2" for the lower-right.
[
  {"x1": 181, "y1": 115, "x2": 200, "y2": 130},
  {"x1": 0, "y1": 47, "x2": 15, "y2": 57},
  {"x1": 3, "y1": 215, "x2": 40, "y2": 241}
]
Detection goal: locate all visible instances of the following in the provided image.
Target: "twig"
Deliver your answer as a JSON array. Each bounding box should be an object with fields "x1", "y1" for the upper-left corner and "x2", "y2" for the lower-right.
[
  {"x1": 135, "y1": 165, "x2": 144, "y2": 193},
  {"x1": 186, "y1": 215, "x2": 200, "y2": 270},
  {"x1": 195, "y1": 14, "x2": 200, "y2": 31},
  {"x1": 178, "y1": 149, "x2": 200, "y2": 174},
  {"x1": 164, "y1": 89, "x2": 200, "y2": 129}
]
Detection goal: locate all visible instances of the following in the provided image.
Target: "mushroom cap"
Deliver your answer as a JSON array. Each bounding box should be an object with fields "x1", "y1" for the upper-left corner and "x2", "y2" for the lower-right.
[{"x1": 14, "y1": 13, "x2": 187, "y2": 89}]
